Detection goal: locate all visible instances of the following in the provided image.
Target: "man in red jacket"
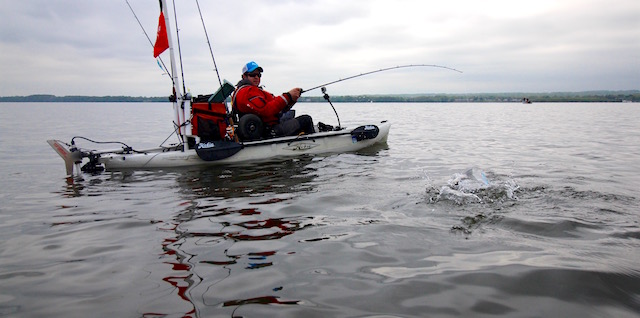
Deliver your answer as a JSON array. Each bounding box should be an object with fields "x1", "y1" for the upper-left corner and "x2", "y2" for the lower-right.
[{"x1": 233, "y1": 61, "x2": 315, "y2": 138}]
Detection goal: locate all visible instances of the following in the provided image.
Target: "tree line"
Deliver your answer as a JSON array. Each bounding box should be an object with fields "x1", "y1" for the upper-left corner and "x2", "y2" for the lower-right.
[
  {"x1": 0, "y1": 94, "x2": 167, "y2": 103},
  {"x1": 1, "y1": 91, "x2": 638, "y2": 103}
]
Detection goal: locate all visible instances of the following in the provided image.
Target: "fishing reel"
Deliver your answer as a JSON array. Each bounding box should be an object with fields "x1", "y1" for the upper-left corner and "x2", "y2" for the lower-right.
[{"x1": 321, "y1": 86, "x2": 330, "y2": 101}]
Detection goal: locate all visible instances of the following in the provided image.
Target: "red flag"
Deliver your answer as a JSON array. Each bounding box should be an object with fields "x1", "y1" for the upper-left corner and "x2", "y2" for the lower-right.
[{"x1": 153, "y1": 12, "x2": 169, "y2": 58}]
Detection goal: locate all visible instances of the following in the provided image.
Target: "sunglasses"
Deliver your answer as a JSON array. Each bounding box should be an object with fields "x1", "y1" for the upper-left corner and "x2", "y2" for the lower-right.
[{"x1": 246, "y1": 73, "x2": 262, "y2": 78}]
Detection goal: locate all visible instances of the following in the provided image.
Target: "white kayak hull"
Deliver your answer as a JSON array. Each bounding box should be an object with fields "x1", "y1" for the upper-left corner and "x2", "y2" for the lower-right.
[{"x1": 49, "y1": 121, "x2": 390, "y2": 174}]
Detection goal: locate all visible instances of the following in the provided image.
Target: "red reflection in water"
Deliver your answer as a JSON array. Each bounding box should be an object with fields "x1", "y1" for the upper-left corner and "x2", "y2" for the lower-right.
[
  {"x1": 142, "y1": 223, "x2": 197, "y2": 318},
  {"x1": 161, "y1": 274, "x2": 196, "y2": 316},
  {"x1": 226, "y1": 217, "x2": 307, "y2": 241},
  {"x1": 240, "y1": 208, "x2": 261, "y2": 215},
  {"x1": 250, "y1": 197, "x2": 289, "y2": 205},
  {"x1": 166, "y1": 262, "x2": 191, "y2": 271},
  {"x1": 143, "y1": 207, "x2": 310, "y2": 316}
]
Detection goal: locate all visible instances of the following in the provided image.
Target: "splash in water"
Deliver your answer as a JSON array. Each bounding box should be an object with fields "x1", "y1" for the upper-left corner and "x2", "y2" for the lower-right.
[{"x1": 428, "y1": 167, "x2": 519, "y2": 205}]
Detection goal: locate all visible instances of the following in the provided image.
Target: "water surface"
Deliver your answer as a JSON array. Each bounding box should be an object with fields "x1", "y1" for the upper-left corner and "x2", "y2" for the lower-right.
[{"x1": 0, "y1": 102, "x2": 638, "y2": 317}]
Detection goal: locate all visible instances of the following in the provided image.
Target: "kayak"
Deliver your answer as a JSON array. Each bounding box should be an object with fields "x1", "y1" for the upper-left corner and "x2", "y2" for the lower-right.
[{"x1": 48, "y1": 121, "x2": 390, "y2": 176}]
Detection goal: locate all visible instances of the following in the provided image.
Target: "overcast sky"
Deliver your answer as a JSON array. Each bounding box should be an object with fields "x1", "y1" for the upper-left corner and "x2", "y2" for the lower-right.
[{"x1": 1, "y1": 0, "x2": 638, "y2": 97}]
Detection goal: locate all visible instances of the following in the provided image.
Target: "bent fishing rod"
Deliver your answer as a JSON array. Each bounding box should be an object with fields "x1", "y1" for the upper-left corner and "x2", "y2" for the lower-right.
[{"x1": 301, "y1": 64, "x2": 463, "y2": 94}]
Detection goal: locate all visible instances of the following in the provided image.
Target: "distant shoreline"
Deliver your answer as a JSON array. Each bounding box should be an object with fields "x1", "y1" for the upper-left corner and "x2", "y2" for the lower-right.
[{"x1": 1, "y1": 91, "x2": 638, "y2": 103}]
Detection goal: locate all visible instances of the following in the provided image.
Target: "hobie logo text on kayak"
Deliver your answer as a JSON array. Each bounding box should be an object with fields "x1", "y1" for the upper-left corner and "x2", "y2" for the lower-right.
[
  {"x1": 198, "y1": 142, "x2": 216, "y2": 149},
  {"x1": 285, "y1": 143, "x2": 317, "y2": 151}
]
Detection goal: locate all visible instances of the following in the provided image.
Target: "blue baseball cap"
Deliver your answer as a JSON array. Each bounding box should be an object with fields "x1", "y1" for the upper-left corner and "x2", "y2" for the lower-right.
[{"x1": 242, "y1": 61, "x2": 263, "y2": 74}]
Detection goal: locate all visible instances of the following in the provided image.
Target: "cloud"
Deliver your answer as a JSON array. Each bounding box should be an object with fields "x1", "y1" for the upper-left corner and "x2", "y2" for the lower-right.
[{"x1": 0, "y1": 0, "x2": 638, "y2": 96}]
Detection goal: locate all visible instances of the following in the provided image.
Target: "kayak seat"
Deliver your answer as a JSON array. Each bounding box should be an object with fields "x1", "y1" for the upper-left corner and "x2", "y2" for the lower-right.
[{"x1": 237, "y1": 114, "x2": 264, "y2": 141}]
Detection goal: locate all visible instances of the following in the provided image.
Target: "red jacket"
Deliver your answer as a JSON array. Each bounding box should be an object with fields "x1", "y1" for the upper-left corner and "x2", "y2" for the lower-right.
[{"x1": 233, "y1": 84, "x2": 295, "y2": 126}]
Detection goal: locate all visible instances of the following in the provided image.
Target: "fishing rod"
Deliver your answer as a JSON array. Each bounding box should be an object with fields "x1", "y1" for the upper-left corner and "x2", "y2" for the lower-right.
[
  {"x1": 301, "y1": 64, "x2": 463, "y2": 94},
  {"x1": 195, "y1": 0, "x2": 223, "y2": 88}
]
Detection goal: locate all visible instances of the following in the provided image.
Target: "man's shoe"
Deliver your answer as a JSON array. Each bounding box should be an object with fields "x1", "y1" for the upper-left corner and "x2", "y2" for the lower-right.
[{"x1": 318, "y1": 122, "x2": 334, "y2": 132}]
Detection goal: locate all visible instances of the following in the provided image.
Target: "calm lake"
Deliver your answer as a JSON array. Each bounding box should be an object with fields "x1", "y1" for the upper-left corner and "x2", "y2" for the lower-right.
[{"x1": 0, "y1": 102, "x2": 639, "y2": 317}]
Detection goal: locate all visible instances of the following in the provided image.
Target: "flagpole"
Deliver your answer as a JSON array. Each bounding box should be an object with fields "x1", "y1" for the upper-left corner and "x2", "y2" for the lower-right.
[{"x1": 160, "y1": 0, "x2": 187, "y2": 149}]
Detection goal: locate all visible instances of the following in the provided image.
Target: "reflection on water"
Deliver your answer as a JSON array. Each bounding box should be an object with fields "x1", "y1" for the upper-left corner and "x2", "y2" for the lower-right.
[
  {"x1": 43, "y1": 153, "x2": 640, "y2": 317},
  {"x1": 176, "y1": 157, "x2": 319, "y2": 199},
  {"x1": 147, "y1": 158, "x2": 322, "y2": 316},
  {"x1": 49, "y1": 154, "x2": 401, "y2": 316}
]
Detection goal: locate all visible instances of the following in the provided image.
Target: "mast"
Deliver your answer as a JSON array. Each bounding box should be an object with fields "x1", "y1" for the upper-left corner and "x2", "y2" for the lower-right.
[{"x1": 160, "y1": 0, "x2": 187, "y2": 149}]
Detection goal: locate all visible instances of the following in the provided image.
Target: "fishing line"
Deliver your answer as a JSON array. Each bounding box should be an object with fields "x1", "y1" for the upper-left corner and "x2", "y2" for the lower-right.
[
  {"x1": 301, "y1": 64, "x2": 463, "y2": 94},
  {"x1": 195, "y1": 0, "x2": 223, "y2": 88},
  {"x1": 125, "y1": 0, "x2": 173, "y2": 82}
]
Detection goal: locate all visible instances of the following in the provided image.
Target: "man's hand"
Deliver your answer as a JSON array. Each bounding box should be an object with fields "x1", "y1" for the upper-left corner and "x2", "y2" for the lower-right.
[{"x1": 288, "y1": 88, "x2": 302, "y2": 102}]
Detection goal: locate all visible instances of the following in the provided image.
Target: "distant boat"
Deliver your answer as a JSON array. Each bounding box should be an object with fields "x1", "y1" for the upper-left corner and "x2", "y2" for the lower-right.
[{"x1": 522, "y1": 98, "x2": 532, "y2": 104}]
